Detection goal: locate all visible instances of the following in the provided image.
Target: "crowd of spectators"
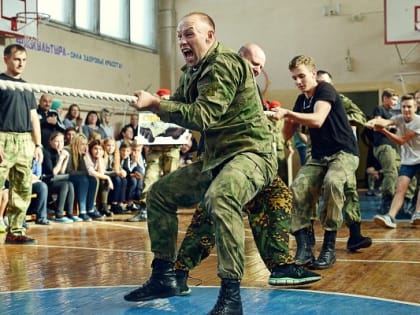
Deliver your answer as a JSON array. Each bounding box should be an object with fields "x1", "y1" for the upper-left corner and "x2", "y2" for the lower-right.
[{"x1": 0, "y1": 93, "x2": 198, "y2": 230}]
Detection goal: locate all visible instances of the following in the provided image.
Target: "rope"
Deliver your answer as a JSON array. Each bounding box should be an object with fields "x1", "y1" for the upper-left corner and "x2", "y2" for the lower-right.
[{"x1": 0, "y1": 79, "x2": 138, "y2": 103}]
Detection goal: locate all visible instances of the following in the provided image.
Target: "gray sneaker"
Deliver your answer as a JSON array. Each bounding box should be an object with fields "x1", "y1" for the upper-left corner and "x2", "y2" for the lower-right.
[
  {"x1": 374, "y1": 214, "x2": 396, "y2": 228},
  {"x1": 410, "y1": 212, "x2": 420, "y2": 225}
]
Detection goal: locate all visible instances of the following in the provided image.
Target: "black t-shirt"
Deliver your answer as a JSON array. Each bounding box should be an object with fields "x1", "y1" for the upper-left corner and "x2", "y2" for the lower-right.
[
  {"x1": 293, "y1": 82, "x2": 359, "y2": 159},
  {"x1": 0, "y1": 73, "x2": 37, "y2": 132}
]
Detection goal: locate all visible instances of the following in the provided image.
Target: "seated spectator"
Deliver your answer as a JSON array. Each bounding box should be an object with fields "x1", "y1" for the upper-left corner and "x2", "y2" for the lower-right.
[
  {"x1": 85, "y1": 139, "x2": 114, "y2": 217},
  {"x1": 116, "y1": 125, "x2": 134, "y2": 148},
  {"x1": 51, "y1": 100, "x2": 64, "y2": 118},
  {"x1": 64, "y1": 127, "x2": 77, "y2": 147},
  {"x1": 122, "y1": 142, "x2": 145, "y2": 211},
  {"x1": 63, "y1": 103, "x2": 83, "y2": 132},
  {"x1": 37, "y1": 94, "x2": 66, "y2": 147},
  {"x1": 179, "y1": 132, "x2": 198, "y2": 167},
  {"x1": 88, "y1": 129, "x2": 103, "y2": 142},
  {"x1": 66, "y1": 134, "x2": 103, "y2": 221},
  {"x1": 0, "y1": 183, "x2": 9, "y2": 233},
  {"x1": 128, "y1": 113, "x2": 139, "y2": 140},
  {"x1": 103, "y1": 138, "x2": 127, "y2": 214},
  {"x1": 100, "y1": 108, "x2": 115, "y2": 139},
  {"x1": 27, "y1": 159, "x2": 50, "y2": 225},
  {"x1": 42, "y1": 131, "x2": 80, "y2": 223},
  {"x1": 81, "y1": 111, "x2": 107, "y2": 140}
]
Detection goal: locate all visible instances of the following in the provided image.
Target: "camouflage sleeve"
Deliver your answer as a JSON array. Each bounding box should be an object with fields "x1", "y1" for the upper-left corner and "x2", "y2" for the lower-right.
[
  {"x1": 340, "y1": 94, "x2": 366, "y2": 126},
  {"x1": 158, "y1": 54, "x2": 245, "y2": 131}
]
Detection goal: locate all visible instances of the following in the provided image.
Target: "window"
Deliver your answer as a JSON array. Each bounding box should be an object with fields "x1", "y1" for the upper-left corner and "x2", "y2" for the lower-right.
[
  {"x1": 37, "y1": 0, "x2": 156, "y2": 49},
  {"x1": 100, "y1": 1, "x2": 128, "y2": 39},
  {"x1": 75, "y1": 0, "x2": 98, "y2": 32},
  {"x1": 38, "y1": 0, "x2": 71, "y2": 25},
  {"x1": 130, "y1": 0, "x2": 156, "y2": 47}
]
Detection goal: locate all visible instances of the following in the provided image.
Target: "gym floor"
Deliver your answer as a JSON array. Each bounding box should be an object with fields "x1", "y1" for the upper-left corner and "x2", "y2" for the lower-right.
[{"x1": 1, "y1": 193, "x2": 419, "y2": 314}]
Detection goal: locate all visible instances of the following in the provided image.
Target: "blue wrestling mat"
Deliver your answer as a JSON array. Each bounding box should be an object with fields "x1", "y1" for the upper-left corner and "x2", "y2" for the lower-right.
[{"x1": 1, "y1": 286, "x2": 418, "y2": 315}]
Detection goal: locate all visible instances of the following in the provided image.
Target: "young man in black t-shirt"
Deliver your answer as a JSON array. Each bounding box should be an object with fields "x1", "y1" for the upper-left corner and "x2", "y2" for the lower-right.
[{"x1": 269, "y1": 55, "x2": 359, "y2": 270}]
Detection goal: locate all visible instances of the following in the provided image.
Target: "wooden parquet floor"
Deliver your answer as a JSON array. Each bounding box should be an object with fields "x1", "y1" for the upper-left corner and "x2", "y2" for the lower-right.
[{"x1": 1, "y1": 208, "x2": 419, "y2": 306}]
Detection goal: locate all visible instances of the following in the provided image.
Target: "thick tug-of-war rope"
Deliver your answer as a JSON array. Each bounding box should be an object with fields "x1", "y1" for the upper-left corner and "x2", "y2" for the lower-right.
[{"x1": 0, "y1": 79, "x2": 138, "y2": 103}]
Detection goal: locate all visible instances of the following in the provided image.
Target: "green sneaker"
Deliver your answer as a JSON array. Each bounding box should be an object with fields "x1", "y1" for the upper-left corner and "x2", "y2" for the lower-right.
[{"x1": 269, "y1": 264, "x2": 321, "y2": 286}]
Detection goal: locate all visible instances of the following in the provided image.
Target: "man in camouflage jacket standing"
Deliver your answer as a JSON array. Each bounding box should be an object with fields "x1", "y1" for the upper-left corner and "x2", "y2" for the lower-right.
[{"x1": 124, "y1": 12, "x2": 277, "y2": 315}]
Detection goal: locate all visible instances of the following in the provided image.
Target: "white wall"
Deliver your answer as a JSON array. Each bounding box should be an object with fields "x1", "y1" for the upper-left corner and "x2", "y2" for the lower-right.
[
  {"x1": 2, "y1": 24, "x2": 161, "y2": 127},
  {"x1": 173, "y1": 0, "x2": 420, "y2": 107},
  {"x1": 2, "y1": 0, "x2": 419, "y2": 114}
]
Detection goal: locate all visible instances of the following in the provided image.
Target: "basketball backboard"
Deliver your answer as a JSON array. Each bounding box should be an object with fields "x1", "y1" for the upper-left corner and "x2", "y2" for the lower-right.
[
  {"x1": 0, "y1": 0, "x2": 39, "y2": 38},
  {"x1": 384, "y1": 0, "x2": 420, "y2": 44}
]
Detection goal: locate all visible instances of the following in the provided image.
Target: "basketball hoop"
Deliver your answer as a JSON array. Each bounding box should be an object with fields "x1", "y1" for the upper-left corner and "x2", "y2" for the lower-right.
[{"x1": 11, "y1": 11, "x2": 51, "y2": 32}]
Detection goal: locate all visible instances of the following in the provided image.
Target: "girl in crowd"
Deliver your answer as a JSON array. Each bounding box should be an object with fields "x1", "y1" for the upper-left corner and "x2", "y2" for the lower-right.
[
  {"x1": 63, "y1": 103, "x2": 83, "y2": 132},
  {"x1": 85, "y1": 139, "x2": 114, "y2": 217},
  {"x1": 123, "y1": 142, "x2": 145, "y2": 211},
  {"x1": 103, "y1": 138, "x2": 127, "y2": 214},
  {"x1": 42, "y1": 131, "x2": 80, "y2": 223},
  {"x1": 82, "y1": 111, "x2": 107, "y2": 140},
  {"x1": 66, "y1": 134, "x2": 103, "y2": 221},
  {"x1": 64, "y1": 127, "x2": 77, "y2": 147},
  {"x1": 99, "y1": 108, "x2": 115, "y2": 139},
  {"x1": 116, "y1": 125, "x2": 134, "y2": 148},
  {"x1": 88, "y1": 129, "x2": 103, "y2": 142}
]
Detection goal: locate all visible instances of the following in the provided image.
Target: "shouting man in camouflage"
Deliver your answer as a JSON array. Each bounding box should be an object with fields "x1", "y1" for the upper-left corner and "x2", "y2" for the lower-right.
[
  {"x1": 125, "y1": 12, "x2": 277, "y2": 315},
  {"x1": 173, "y1": 43, "x2": 321, "y2": 295}
]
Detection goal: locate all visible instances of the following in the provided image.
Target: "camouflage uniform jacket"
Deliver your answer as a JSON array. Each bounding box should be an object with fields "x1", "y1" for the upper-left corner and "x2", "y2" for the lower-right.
[
  {"x1": 340, "y1": 94, "x2": 366, "y2": 127},
  {"x1": 158, "y1": 42, "x2": 275, "y2": 171}
]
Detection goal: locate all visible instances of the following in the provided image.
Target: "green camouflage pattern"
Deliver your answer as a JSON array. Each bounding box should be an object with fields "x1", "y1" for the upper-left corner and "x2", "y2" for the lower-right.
[
  {"x1": 373, "y1": 144, "x2": 399, "y2": 197},
  {"x1": 159, "y1": 42, "x2": 275, "y2": 172},
  {"x1": 174, "y1": 176, "x2": 294, "y2": 272},
  {"x1": 0, "y1": 132, "x2": 33, "y2": 235},
  {"x1": 148, "y1": 151, "x2": 276, "y2": 279},
  {"x1": 139, "y1": 146, "x2": 180, "y2": 202},
  {"x1": 340, "y1": 94, "x2": 366, "y2": 127},
  {"x1": 291, "y1": 151, "x2": 359, "y2": 232}
]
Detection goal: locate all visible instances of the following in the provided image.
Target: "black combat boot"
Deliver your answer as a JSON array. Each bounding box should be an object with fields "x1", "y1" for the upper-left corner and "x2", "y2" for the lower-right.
[
  {"x1": 175, "y1": 269, "x2": 191, "y2": 296},
  {"x1": 293, "y1": 228, "x2": 315, "y2": 266},
  {"x1": 208, "y1": 279, "x2": 243, "y2": 315},
  {"x1": 312, "y1": 230, "x2": 337, "y2": 270},
  {"x1": 347, "y1": 222, "x2": 372, "y2": 252},
  {"x1": 307, "y1": 220, "x2": 316, "y2": 249},
  {"x1": 124, "y1": 258, "x2": 180, "y2": 301}
]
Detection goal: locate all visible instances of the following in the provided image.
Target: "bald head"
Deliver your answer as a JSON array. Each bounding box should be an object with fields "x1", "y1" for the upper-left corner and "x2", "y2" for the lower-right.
[
  {"x1": 177, "y1": 12, "x2": 216, "y2": 67},
  {"x1": 238, "y1": 43, "x2": 266, "y2": 77}
]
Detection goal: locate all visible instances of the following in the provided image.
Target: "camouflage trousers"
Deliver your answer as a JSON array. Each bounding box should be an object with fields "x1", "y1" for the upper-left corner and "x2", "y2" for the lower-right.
[
  {"x1": 174, "y1": 176, "x2": 295, "y2": 273},
  {"x1": 374, "y1": 144, "x2": 416, "y2": 199},
  {"x1": 291, "y1": 150, "x2": 359, "y2": 232},
  {"x1": 373, "y1": 144, "x2": 399, "y2": 197},
  {"x1": 139, "y1": 146, "x2": 180, "y2": 202},
  {"x1": 343, "y1": 172, "x2": 361, "y2": 225},
  {"x1": 0, "y1": 132, "x2": 34, "y2": 235},
  {"x1": 146, "y1": 152, "x2": 276, "y2": 279}
]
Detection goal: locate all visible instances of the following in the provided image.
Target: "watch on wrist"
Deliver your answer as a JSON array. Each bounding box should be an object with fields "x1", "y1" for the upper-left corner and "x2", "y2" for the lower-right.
[{"x1": 35, "y1": 144, "x2": 43, "y2": 148}]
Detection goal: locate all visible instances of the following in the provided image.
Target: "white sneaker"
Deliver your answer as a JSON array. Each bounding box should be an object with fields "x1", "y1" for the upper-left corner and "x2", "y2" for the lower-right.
[
  {"x1": 374, "y1": 214, "x2": 397, "y2": 228},
  {"x1": 410, "y1": 212, "x2": 420, "y2": 225}
]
